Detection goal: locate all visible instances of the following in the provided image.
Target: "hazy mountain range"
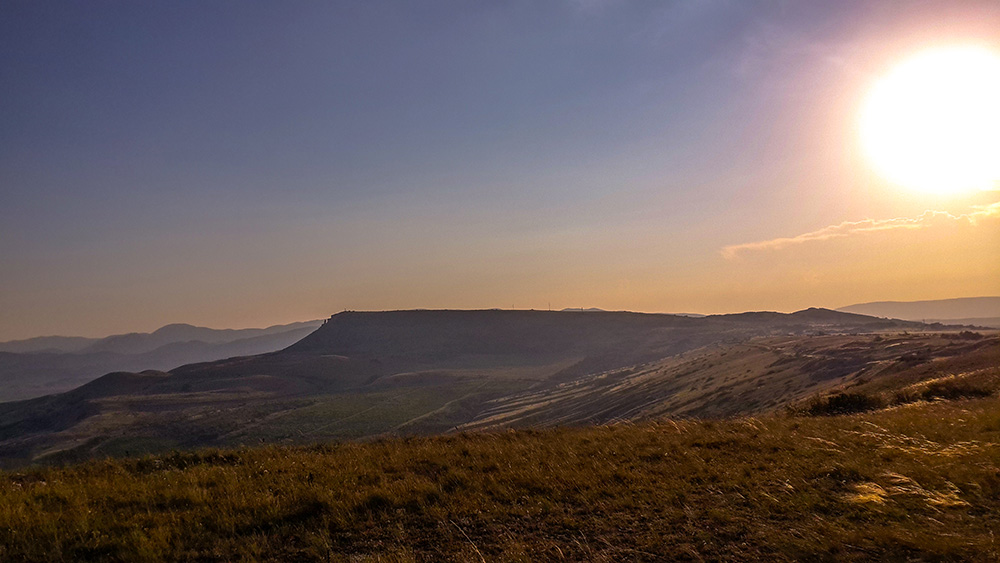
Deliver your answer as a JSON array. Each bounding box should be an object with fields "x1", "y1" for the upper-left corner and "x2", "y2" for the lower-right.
[
  {"x1": 0, "y1": 321, "x2": 323, "y2": 402},
  {"x1": 0, "y1": 307, "x2": 967, "y2": 468},
  {"x1": 838, "y1": 296, "x2": 1000, "y2": 327},
  {"x1": 0, "y1": 321, "x2": 323, "y2": 355}
]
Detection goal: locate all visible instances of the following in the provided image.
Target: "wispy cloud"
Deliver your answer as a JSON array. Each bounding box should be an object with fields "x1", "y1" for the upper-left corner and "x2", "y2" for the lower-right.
[{"x1": 722, "y1": 203, "x2": 1000, "y2": 259}]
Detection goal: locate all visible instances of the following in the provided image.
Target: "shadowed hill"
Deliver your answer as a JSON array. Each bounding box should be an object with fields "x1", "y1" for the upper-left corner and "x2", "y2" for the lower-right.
[
  {"x1": 287, "y1": 308, "x2": 924, "y2": 368},
  {"x1": 286, "y1": 310, "x2": 707, "y2": 369},
  {"x1": 2, "y1": 389, "x2": 1000, "y2": 561},
  {"x1": 288, "y1": 309, "x2": 701, "y2": 355}
]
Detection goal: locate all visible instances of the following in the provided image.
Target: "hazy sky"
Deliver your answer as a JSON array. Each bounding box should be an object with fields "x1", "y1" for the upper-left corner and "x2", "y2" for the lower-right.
[{"x1": 2, "y1": 0, "x2": 999, "y2": 340}]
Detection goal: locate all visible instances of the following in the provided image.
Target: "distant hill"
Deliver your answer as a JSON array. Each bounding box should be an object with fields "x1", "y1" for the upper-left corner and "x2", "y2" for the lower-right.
[
  {"x1": 0, "y1": 308, "x2": 947, "y2": 467},
  {"x1": 0, "y1": 321, "x2": 323, "y2": 355},
  {"x1": 838, "y1": 297, "x2": 1000, "y2": 326},
  {"x1": 918, "y1": 317, "x2": 1000, "y2": 329},
  {"x1": 77, "y1": 321, "x2": 324, "y2": 355},
  {"x1": 0, "y1": 335, "x2": 100, "y2": 355},
  {"x1": 0, "y1": 320, "x2": 323, "y2": 402},
  {"x1": 710, "y1": 307, "x2": 886, "y2": 325}
]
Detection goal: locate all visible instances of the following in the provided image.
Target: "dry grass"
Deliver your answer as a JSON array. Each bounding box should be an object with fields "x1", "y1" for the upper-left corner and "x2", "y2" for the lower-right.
[
  {"x1": 799, "y1": 334, "x2": 999, "y2": 416},
  {"x1": 1, "y1": 391, "x2": 999, "y2": 562}
]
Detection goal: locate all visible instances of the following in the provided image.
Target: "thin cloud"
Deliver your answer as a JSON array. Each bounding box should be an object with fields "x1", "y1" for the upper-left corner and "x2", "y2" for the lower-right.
[{"x1": 722, "y1": 202, "x2": 1000, "y2": 259}]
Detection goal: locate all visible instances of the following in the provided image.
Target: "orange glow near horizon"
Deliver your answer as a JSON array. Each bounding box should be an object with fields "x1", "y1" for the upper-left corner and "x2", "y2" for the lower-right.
[{"x1": 860, "y1": 46, "x2": 1000, "y2": 196}]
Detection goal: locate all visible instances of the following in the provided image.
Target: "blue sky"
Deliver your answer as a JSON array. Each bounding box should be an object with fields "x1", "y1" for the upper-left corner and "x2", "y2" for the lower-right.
[{"x1": 2, "y1": 1, "x2": 998, "y2": 339}]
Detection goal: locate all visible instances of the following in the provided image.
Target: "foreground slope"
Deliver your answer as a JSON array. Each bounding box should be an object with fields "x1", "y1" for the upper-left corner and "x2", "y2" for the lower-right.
[{"x1": 1, "y1": 389, "x2": 998, "y2": 561}]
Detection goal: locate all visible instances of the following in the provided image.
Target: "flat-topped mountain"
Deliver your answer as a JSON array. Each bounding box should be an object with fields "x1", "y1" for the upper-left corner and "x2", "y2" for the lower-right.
[
  {"x1": 288, "y1": 309, "x2": 704, "y2": 365},
  {"x1": 289, "y1": 307, "x2": 922, "y2": 359}
]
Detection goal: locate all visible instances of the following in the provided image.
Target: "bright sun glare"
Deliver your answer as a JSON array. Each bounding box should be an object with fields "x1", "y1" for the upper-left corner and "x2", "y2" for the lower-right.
[{"x1": 860, "y1": 46, "x2": 1000, "y2": 195}]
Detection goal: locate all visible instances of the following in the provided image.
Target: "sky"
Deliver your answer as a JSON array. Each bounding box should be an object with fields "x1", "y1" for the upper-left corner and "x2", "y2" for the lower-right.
[{"x1": 1, "y1": 0, "x2": 999, "y2": 340}]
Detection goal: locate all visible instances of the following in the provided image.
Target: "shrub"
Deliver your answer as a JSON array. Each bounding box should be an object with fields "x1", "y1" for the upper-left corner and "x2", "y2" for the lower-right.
[
  {"x1": 921, "y1": 378, "x2": 993, "y2": 401},
  {"x1": 807, "y1": 393, "x2": 885, "y2": 416}
]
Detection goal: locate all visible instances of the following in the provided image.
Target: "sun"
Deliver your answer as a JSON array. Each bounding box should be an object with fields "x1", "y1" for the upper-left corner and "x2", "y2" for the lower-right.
[{"x1": 860, "y1": 46, "x2": 1000, "y2": 196}]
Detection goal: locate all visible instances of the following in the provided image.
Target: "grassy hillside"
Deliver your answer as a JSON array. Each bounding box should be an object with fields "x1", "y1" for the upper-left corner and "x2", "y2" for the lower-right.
[
  {"x1": 462, "y1": 332, "x2": 998, "y2": 429},
  {"x1": 1, "y1": 325, "x2": 991, "y2": 468},
  {"x1": 1, "y1": 389, "x2": 998, "y2": 561}
]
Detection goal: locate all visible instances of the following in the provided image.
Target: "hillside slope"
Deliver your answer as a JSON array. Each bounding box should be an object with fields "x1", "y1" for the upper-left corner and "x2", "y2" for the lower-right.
[
  {"x1": 461, "y1": 332, "x2": 998, "y2": 430},
  {"x1": 0, "y1": 309, "x2": 969, "y2": 468},
  {"x1": 1, "y1": 388, "x2": 998, "y2": 561}
]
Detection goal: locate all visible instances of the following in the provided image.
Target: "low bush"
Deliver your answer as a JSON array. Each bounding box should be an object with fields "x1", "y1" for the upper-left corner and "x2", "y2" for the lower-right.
[{"x1": 806, "y1": 392, "x2": 885, "y2": 416}]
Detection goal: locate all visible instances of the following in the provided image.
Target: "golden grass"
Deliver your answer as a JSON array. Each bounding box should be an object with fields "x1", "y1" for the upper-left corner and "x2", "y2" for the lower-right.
[{"x1": 1, "y1": 390, "x2": 999, "y2": 561}]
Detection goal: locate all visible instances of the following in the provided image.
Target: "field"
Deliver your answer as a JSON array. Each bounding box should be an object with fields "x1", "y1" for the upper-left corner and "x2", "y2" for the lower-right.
[{"x1": 1, "y1": 389, "x2": 999, "y2": 561}]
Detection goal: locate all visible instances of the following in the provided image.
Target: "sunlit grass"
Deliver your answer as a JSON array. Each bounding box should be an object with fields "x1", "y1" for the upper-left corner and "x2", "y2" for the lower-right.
[{"x1": 1, "y1": 390, "x2": 999, "y2": 561}]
